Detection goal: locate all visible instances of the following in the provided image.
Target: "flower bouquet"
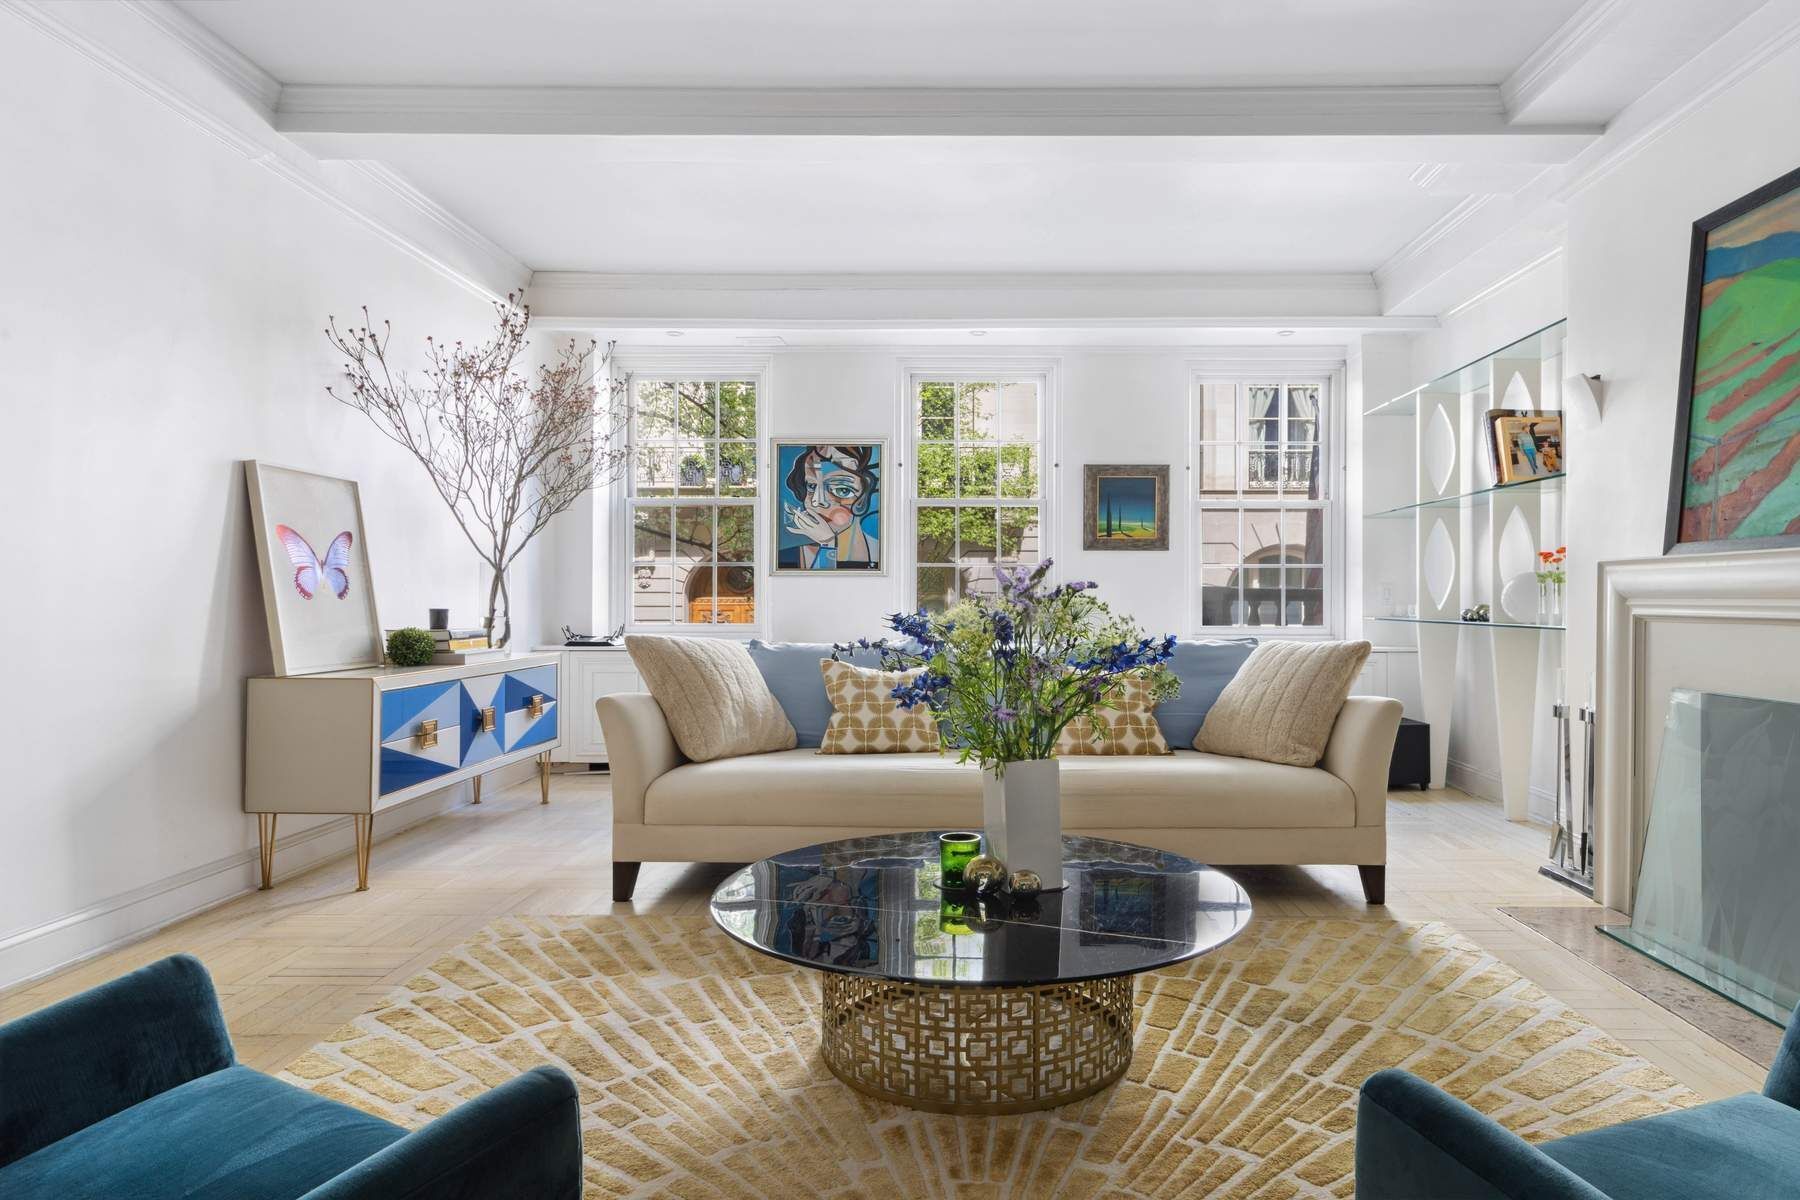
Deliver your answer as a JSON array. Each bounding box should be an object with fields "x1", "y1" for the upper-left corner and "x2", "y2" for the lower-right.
[
  {"x1": 1536, "y1": 546, "x2": 1567, "y2": 623},
  {"x1": 840, "y1": 559, "x2": 1176, "y2": 887}
]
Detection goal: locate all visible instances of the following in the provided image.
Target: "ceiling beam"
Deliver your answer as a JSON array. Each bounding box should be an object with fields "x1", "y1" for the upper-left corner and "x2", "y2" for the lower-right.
[{"x1": 274, "y1": 83, "x2": 1603, "y2": 141}]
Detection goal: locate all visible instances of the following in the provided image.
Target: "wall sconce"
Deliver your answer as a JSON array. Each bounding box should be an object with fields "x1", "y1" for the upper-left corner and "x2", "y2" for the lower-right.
[{"x1": 1565, "y1": 373, "x2": 1604, "y2": 420}]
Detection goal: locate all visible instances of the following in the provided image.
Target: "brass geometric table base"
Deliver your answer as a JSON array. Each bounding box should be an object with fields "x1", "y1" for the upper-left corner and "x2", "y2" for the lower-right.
[{"x1": 819, "y1": 973, "x2": 1135, "y2": 1115}]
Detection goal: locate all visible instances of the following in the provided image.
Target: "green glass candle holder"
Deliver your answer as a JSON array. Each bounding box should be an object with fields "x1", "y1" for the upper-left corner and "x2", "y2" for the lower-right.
[{"x1": 939, "y1": 831, "x2": 982, "y2": 890}]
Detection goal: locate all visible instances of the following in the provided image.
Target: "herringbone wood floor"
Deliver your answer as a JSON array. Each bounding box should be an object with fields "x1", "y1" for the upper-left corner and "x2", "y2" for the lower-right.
[{"x1": 0, "y1": 773, "x2": 1766, "y2": 1101}]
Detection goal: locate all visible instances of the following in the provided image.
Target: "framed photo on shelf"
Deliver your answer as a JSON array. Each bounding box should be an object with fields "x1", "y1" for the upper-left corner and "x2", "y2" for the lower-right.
[
  {"x1": 1082, "y1": 464, "x2": 1170, "y2": 551},
  {"x1": 244, "y1": 461, "x2": 383, "y2": 676},
  {"x1": 770, "y1": 440, "x2": 886, "y2": 573},
  {"x1": 1665, "y1": 163, "x2": 1800, "y2": 554},
  {"x1": 1485, "y1": 410, "x2": 1564, "y2": 484}
]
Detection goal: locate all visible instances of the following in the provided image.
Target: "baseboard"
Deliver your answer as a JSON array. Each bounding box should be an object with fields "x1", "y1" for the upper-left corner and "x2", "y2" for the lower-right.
[
  {"x1": 0, "y1": 760, "x2": 535, "y2": 994},
  {"x1": 1446, "y1": 757, "x2": 1555, "y2": 824}
]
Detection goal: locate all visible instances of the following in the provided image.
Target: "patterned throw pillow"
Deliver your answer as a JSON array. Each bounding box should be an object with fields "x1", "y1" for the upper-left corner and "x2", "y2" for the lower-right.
[
  {"x1": 819, "y1": 659, "x2": 943, "y2": 754},
  {"x1": 1055, "y1": 674, "x2": 1172, "y2": 756}
]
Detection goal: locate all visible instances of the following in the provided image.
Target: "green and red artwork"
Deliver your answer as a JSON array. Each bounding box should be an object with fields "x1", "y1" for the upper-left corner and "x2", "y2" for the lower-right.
[{"x1": 1669, "y1": 166, "x2": 1800, "y2": 551}]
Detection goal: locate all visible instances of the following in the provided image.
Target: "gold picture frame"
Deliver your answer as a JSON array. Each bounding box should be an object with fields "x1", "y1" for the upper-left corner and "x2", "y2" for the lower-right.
[{"x1": 1485, "y1": 410, "x2": 1564, "y2": 485}]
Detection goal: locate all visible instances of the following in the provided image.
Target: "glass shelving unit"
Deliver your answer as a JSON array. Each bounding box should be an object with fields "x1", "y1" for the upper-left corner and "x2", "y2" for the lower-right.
[{"x1": 1365, "y1": 473, "x2": 1564, "y2": 519}]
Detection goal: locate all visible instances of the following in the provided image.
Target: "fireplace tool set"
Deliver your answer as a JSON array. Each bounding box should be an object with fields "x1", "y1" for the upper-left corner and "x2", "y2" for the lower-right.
[{"x1": 1542, "y1": 677, "x2": 1596, "y2": 895}]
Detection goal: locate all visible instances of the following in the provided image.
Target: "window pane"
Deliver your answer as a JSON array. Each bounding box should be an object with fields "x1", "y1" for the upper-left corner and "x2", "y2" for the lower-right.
[
  {"x1": 676, "y1": 444, "x2": 714, "y2": 495},
  {"x1": 632, "y1": 506, "x2": 672, "y2": 559},
  {"x1": 1199, "y1": 444, "x2": 1237, "y2": 495},
  {"x1": 719, "y1": 381, "x2": 756, "y2": 438},
  {"x1": 671, "y1": 558, "x2": 701, "y2": 623},
  {"x1": 957, "y1": 382, "x2": 997, "y2": 440},
  {"x1": 917, "y1": 566, "x2": 956, "y2": 613},
  {"x1": 916, "y1": 443, "x2": 956, "y2": 498},
  {"x1": 957, "y1": 508, "x2": 998, "y2": 560},
  {"x1": 1247, "y1": 450, "x2": 1281, "y2": 492},
  {"x1": 717, "y1": 505, "x2": 753, "y2": 560},
  {"x1": 958, "y1": 564, "x2": 998, "y2": 599},
  {"x1": 999, "y1": 380, "x2": 1038, "y2": 443},
  {"x1": 676, "y1": 381, "x2": 717, "y2": 438},
  {"x1": 999, "y1": 444, "x2": 1037, "y2": 498},
  {"x1": 1285, "y1": 449, "x2": 1322, "y2": 499},
  {"x1": 1286, "y1": 565, "x2": 1324, "y2": 627},
  {"x1": 631, "y1": 561, "x2": 671, "y2": 625},
  {"x1": 1198, "y1": 383, "x2": 1236, "y2": 442},
  {"x1": 704, "y1": 565, "x2": 756, "y2": 625},
  {"x1": 1281, "y1": 508, "x2": 1325, "y2": 563},
  {"x1": 916, "y1": 505, "x2": 956, "y2": 563},
  {"x1": 919, "y1": 381, "x2": 955, "y2": 440},
  {"x1": 1244, "y1": 509, "x2": 1283, "y2": 559},
  {"x1": 674, "y1": 506, "x2": 714, "y2": 562},
  {"x1": 959, "y1": 447, "x2": 997, "y2": 498},
  {"x1": 635, "y1": 381, "x2": 676, "y2": 438},
  {"x1": 635, "y1": 445, "x2": 675, "y2": 496},
  {"x1": 1200, "y1": 511, "x2": 1240, "y2": 564},
  {"x1": 1199, "y1": 566, "x2": 1239, "y2": 626},
  {"x1": 999, "y1": 507, "x2": 1040, "y2": 562},
  {"x1": 719, "y1": 441, "x2": 757, "y2": 496}
]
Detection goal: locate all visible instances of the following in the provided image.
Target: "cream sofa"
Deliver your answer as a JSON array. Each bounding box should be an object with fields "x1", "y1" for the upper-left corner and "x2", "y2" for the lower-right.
[{"x1": 597, "y1": 692, "x2": 1402, "y2": 904}]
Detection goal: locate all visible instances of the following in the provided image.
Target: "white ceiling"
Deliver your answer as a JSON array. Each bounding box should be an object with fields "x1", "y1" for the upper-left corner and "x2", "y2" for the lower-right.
[{"x1": 175, "y1": 0, "x2": 1585, "y2": 89}]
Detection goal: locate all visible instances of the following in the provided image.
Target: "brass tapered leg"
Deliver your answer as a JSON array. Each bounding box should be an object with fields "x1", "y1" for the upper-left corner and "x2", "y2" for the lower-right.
[
  {"x1": 353, "y1": 814, "x2": 373, "y2": 892},
  {"x1": 538, "y1": 751, "x2": 551, "y2": 805},
  {"x1": 257, "y1": 814, "x2": 277, "y2": 890},
  {"x1": 472, "y1": 775, "x2": 482, "y2": 804}
]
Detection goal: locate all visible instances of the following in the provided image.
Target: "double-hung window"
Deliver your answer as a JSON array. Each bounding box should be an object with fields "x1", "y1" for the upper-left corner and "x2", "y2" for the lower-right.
[
  {"x1": 908, "y1": 375, "x2": 1046, "y2": 612},
  {"x1": 625, "y1": 375, "x2": 760, "y2": 627},
  {"x1": 1194, "y1": 374, "x2": 1335, "y2": 631}
]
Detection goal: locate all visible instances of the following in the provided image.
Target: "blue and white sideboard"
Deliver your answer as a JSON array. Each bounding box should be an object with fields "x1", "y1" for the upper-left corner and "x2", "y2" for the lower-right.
[{"x1": 245, "y1": 653, "x2": 560, "y2": 890}]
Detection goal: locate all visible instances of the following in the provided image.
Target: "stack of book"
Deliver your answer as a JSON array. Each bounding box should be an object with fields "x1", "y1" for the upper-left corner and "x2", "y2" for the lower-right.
[{"x1": 425, "y1": 628, "x2": 502, "y2": 665}]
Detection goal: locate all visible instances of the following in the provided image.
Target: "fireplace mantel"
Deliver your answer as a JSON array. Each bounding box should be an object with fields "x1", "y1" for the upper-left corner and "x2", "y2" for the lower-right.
[{"x1": 1597, "y1": 547, "x2": 1800, "y2": 911}]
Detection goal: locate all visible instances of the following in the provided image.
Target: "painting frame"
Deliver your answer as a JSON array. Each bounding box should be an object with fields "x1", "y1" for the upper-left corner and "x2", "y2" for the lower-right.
[
  {"x1": 244, "y1": 461, "x2": 383, "y2": 676},
  {"x1": 1665, "y1": 164, "x2": 1800, "y2": 555},
  {"x1": 1083, "y1": 464, "x2": 1170, "y2": 551},
  {"x1": 1484, "y1": 409, "x2": 1565, "y2": 485},
  {"x1": 769, "y1": 439, "x2": 888, "y2": 576}
]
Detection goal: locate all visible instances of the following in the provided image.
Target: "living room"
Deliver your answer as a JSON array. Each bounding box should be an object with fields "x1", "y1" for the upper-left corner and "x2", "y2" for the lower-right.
[{"x1": 4, "y1": 2, "x2": 1800, "y2": 1196}]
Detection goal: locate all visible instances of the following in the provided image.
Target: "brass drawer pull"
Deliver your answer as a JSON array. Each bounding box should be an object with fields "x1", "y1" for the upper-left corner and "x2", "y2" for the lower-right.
[
  {"x1": 417, "y1": 719, "x2": 439, "y2": 749},
  {"x1": 479, "y1": 706, "x2": 496, "y2": 733},
  {"x1": 527, "y1": 693, "x2": 545, "y2": 718}
]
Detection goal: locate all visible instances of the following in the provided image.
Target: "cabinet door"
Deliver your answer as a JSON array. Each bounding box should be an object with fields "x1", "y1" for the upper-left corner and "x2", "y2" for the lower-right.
[{"x1": 571, "y1": 656, "x2": 641, "y2": 760}]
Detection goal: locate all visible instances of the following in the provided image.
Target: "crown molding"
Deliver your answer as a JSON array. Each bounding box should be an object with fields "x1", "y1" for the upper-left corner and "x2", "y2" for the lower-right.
[
  {"x1": 1500, "y1": 0, "x2": 1629, "y2": 119},
  {"x1": 122, "y1": 0, "x2": 280, "y2": 115}
]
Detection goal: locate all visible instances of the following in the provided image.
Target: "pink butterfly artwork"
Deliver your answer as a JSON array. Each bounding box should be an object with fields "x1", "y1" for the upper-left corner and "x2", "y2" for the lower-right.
[{"x1": 274, "y1": 524, "x2": 354, "y2": 600}]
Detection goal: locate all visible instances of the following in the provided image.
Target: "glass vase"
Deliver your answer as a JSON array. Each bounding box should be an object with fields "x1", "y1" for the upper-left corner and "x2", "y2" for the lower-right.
[{"x1": 938, "y1": 832, "x2": 981, "y2": 890}]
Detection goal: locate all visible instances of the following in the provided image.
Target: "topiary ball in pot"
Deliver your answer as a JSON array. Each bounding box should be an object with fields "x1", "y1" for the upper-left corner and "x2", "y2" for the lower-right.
[{"x1": 387, "y1": 627, "x2": 437, "y2": 667}]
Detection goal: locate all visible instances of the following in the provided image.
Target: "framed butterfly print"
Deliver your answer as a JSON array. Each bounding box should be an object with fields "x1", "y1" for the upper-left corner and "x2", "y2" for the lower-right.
[{"x1": 245, "y1": 462, "x2": 383, "y2": 675}]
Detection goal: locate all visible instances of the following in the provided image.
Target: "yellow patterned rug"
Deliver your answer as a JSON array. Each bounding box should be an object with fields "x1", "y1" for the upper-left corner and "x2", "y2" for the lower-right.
[{"x1": 281, "y1": 915, "x2": 1698, "y2": 1199}]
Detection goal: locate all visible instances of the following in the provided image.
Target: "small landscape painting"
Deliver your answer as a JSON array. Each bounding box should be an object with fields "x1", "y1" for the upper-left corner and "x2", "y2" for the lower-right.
[
  {"x1": 1668, "y1": 164, "x2": 1800, "y2": 552},
  {"x1": 1083, "y1": 464, "x2": 1170, "y2": 551}
]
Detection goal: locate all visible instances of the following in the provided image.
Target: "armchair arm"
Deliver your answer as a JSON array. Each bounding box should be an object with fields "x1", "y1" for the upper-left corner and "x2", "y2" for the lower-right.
[
  {"x1": 1322, "y1": 696, "x2": 1403, "y2": 828},
  {"x1": 1357, "y1": 1069, "x2": 1611, "y2": 1200},
  {"x1": 597, "y1": 692, "x2": 686, "y2": 826},
  {"x1": 1762, "y1": 997, "x2": 1800, "y2": 1107},
  {"x1": 300, "y1": 1066, "x2": 581, "y2": 1200},
  {"x1": 0, "y1": 953, "x2": 234, "y2": 1167}
]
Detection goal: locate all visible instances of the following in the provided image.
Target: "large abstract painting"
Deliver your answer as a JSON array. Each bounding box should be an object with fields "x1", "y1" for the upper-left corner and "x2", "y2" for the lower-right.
[
  {"x1": 771, "y1": 441, "x2": 885, "y2": 573},
  {"x1": 1667, "y1": 165, "x2": 1800, "y2": 553}
]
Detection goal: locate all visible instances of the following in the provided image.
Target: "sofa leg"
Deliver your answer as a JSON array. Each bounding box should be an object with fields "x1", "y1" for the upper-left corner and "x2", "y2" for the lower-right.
[
  {"x1": 1358, "y1": 865, "x2": 1387, "y2": 905},
  {"x1": 613, "y1": 861, "x2": 641, "y2": 902}
]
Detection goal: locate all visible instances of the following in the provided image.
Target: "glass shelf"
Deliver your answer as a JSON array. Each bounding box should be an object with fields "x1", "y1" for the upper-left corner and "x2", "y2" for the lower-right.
[
  {"x1": 1364, "y1": 318, "x2": 1567, "y2": 418},
  {"x1": 1365, "y1": 473, "x2": 1565, "y2": 519},
  {"x1": 1372, "y1": 616, "x2": 1564, "y2": 631}
]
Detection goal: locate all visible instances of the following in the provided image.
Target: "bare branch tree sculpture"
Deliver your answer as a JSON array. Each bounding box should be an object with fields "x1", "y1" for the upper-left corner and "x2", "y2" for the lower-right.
[{"x1": 326, "y1": 293, "x2": 628, "y2": 648}]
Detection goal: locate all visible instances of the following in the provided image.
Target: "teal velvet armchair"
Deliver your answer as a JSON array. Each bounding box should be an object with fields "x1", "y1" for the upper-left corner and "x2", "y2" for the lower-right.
[
  {"x1": 1356, "y1": 998, "x2": 1800, "y2": 1200},
  {"x1": 0, "y1": 954, "x2": 582, "y2": 1199}
]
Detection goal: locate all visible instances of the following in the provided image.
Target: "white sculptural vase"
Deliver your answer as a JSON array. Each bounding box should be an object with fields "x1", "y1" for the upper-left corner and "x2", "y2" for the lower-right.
[{"x1": 980, "y1": 758, "x2": 1065, "y2": 890}]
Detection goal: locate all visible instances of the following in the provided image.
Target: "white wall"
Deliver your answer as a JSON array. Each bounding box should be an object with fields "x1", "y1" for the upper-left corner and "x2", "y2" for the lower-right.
[{"x1": 0, "y1": 22, "x2": 529, "y2": 986}]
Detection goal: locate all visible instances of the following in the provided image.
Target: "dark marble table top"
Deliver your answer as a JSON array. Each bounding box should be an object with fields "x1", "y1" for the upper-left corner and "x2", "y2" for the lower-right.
[{"x1": 709, "y1": 832, "x2": 1252, "y2": 987}]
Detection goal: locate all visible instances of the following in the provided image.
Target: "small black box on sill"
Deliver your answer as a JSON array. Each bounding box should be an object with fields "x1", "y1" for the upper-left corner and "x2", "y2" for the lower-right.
[{"x1": 1388, "y1": 717, "x2": 1430, "y2": 789}]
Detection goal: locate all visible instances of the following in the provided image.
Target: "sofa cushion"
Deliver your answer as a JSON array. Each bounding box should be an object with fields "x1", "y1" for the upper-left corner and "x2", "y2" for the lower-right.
[
  {"x1": 819, "y1": 659, "x2": 942, "y2": 754},
  {"x1": 747, "y1": 640, "x2": 883, "y2": 748},
  {"x1": 1197, "y1": 640, "x2": 1370, "y2": 767},
  {"x1": 644, "y1": 748, "x2": 1353, "y2": 829},
  {"x1": 625, "y1": 635, "x2": 796, "y2": 762},
  {"x1": 1153, "y1": 638, "x2": 1257, "y2": 747},
  {"x1": 1538, "y1": 1093, "x2": 1800, "y2": 1200},
  {"x1": 1056, "y1": 673, "x2": 1172, "y2": 756},
  {"x1": 0, "y1": 1065, "x2": 405, "y2": 1200}
]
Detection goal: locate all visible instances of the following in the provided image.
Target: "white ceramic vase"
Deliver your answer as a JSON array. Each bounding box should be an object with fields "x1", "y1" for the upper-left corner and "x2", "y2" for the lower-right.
[{"x1": 981, "y1": 758, "x2": 1065, "y2": 890}]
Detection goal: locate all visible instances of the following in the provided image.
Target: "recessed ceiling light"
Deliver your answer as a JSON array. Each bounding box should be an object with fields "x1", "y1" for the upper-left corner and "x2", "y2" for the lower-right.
[
  {"x1": 1277, "y1": 329, "x2": 1296, "y2": 337},
  {"x1": 666, "y1": 330, "x2": 684, "y2": 338},
  {"x1": 969, "y1": 330, "x2": 988, "y2": 337}
]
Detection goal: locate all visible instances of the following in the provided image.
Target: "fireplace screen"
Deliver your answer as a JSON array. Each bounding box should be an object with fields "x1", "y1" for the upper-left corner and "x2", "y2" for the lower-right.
[{"x1": 1601, "y1": 689, "x2": 1800, "y2": 1025}]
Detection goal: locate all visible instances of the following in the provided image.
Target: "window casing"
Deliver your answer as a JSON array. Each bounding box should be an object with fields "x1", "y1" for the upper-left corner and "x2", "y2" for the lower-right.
[
  {"x1": 906, "y1": 372, "x2": 1048, "y2": 612},
  {"x1": 623, "y1": 374, "x2": 761, "y2": 629},
  {"x1": 1193, "y1": 374, "x2": 1338, "y2": 633}
]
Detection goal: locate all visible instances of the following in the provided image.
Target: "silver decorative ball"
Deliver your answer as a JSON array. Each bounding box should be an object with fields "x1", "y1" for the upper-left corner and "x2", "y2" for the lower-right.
[
  {"x1": 964, "y1": 854, "x2": 1007, "y2": 895},
  {"x1": 1007, "y1": 869, "x2": 1043, "y2": 898}
]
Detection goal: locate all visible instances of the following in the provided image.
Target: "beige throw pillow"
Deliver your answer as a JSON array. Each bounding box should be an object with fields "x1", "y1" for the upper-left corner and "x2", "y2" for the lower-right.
[
  {"x1": 1055, "y1": 674, "x2": 1171, "y2": 756},
  {"x1": 625, "y1": 635, "x2": 797, "y2": 762},
  {"x1": 819, "y1": 659, "x2": 942, "y2": 754},
  {"x1": 1194, "y1": 640, "x2": 1371, "y2": 767}
]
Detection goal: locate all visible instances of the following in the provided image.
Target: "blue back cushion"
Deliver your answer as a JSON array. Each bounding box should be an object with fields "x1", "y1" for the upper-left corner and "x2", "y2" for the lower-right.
[
  {"x1": 1154, "y1": 638, "x2": 1257, "y2": 747},
  {"x1": 747, "y1": 640, "x2": 881, "y2": 748}
]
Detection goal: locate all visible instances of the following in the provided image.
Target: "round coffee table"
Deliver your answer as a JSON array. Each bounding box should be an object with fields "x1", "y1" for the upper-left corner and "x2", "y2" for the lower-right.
[{"x1": 709, "y1": 831, "x2": 1251, "y2": 1115}]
